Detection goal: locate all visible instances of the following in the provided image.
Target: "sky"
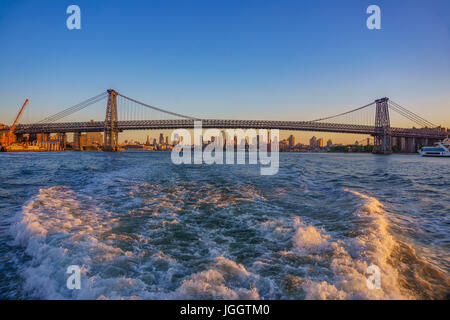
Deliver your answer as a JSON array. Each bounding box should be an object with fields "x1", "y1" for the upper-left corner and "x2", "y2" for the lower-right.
[{"x1": 0, "y1": 0, "x2": 449, "y2": 144}]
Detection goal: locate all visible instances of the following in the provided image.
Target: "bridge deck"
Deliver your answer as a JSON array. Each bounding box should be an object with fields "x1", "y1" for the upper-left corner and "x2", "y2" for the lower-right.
[{"x1": 14, "y1": 120, "x2": 448, "y2": 139}]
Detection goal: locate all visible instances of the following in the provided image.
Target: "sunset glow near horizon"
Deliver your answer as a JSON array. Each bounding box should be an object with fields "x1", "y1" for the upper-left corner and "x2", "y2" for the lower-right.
[{"x1": 0, "y1": 0, "x2": 448, "y2": 144}]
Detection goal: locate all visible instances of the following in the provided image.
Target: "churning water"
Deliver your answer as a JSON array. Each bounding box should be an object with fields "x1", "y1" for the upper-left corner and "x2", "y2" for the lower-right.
[{"x1": 0, "y1": 152, "x2": 448, "y2": 299}]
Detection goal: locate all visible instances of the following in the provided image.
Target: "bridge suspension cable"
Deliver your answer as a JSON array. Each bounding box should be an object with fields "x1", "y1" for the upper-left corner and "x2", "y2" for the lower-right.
[
  {"x1": 38, "y1": 92, "x2": 108, "y2": 123},
  {"x1": 388, "y1": 100, "x2": 436, "y2": 128},
  {"x1": 308, "y1": 101, "x2": 376, "y2": 123},
  {"x1": 32, "y1": 90, "x2": 439, "y2": 132},
  {"x1": 117, "y1": 93, "x2": 200, "y2": 120}
]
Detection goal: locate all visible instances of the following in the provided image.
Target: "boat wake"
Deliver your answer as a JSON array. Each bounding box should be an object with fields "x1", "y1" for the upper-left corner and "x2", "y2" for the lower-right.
[
  {"x1": 8, "y1": 185, "x2": 449, "y2": 299},
  {"x1": 279, "y1": 189, "x2": 449, "y2": 299}
]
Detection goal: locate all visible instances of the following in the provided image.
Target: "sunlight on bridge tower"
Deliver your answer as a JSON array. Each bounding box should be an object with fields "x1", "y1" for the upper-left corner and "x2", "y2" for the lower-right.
[
  {"x1": 373, "y1": 97, "x2": 392, "y2": 154},
  {"x1": 104, "y1": 89, "x2": 119, "y2": 151}
]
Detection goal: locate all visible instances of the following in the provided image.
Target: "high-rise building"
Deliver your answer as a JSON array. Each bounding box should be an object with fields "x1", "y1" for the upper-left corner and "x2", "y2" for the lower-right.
[
  {"x1": 318, "y1": 138, "x2": 324, "y2": 147},
  {"x1": 288, "y1": 135, "x2": 295, "y2": 149},
  {"x1": 310, "y1": 136, "x2": 317, "y2": 148},
  {"x1": 280, "y1": 139, "x2": 289, "y2": 151},
  {"x1": 159, "y1": 133, "x2": 164, "y2": 145},
  {"x1": 327, "y1": 139, "x2": 333, "y2": 147},
  {"x1": 146, "y1": 135, "x2": 150, "y2": 146}
]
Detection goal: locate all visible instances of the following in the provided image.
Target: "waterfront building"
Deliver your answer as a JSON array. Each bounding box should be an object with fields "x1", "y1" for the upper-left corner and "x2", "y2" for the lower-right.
[
  {"x1": 0, "y1": 124, "x2": 7, "y2": 145},
  {"x1": 86, "y1": 132, "x2": 103, "y2": 146},
  {"x1": 318, "y1": 138, "x2": 324, "y2": 147},
  {"x1": 280, "y1": 139, "x2": 289, "y2": 152},
  {"x1": 79, "y1": 134, "x2": 87, "y2": 147},
  {"x1": 288, "y1": 135, "x2": 295, "y2": 149},
  {"x1": 327, "y1": 139, "x2": 333, "y2": 147},
  {"x1": 310, "y1": 136, "x2": 317, "y2": 148}
]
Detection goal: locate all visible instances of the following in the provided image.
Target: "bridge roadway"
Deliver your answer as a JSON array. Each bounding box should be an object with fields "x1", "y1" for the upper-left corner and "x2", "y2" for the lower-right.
[{"x1": 14, "y1": 119, "x2": 448, "y2": 139}]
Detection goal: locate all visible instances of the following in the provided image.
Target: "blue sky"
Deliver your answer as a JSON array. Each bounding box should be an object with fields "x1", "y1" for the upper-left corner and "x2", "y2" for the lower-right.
[{"x1": 0, "y1": 0, "x2": 449, "y2": 142}]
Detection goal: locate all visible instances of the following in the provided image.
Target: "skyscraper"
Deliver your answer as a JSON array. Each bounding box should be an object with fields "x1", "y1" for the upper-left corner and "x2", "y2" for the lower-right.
[
  {"x1": 318, "y1": 138, "x2": 324, "y2": 147},
  {"x1": 327, "y1": 139, "x2": 333, "y2": 147},
  {"x1": 310, "y1": 136, "x2": 317, "y2": 148},
  {"x1": 288, "y1": 135, "x2": 295, "y2": 149}
]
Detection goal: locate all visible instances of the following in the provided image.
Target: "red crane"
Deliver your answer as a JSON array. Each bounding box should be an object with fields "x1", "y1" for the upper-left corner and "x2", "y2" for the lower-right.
[{"x1": 7, "y1": 99, "x2": 29, "y2": 146}]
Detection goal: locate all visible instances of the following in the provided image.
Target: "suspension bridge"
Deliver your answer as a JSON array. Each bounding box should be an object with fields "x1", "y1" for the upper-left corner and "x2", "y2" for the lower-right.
[{"x1": 7, "y1": 89, "x2": 449, "y2": 153}]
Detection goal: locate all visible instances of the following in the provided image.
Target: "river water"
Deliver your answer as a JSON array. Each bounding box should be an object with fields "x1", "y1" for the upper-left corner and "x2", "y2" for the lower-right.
[{"x1": 0, "y1": 152, "x2": 448, "y2": 299}]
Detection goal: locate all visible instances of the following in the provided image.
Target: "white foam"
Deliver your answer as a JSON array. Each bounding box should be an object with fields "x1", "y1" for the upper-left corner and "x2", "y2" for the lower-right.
[
  {"x1": 293, "y1": 223, "x2": 330, "y2": 253},
  {"x1": 10, "y1": 184, "x2": 431, "y2": 300},
  {"x1": 9, "y1": 186, "x2": 277, "y2": 299},
  {"x1": 289, "y1": 190, "x2": 411, "y2": 299},
  {"x1": 10, "y1": 186, "x2": 134, "y2": 299},
  {"x1": 176, "y1": 256, "x2": 260, "y2": 300}
]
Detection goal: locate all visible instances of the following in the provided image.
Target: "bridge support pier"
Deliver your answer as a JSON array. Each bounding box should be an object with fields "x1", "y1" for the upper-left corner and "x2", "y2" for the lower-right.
[
  {"x1": 422, "y1": 138, "x2": 427, "y2": 149},
  {"x1": 416, "y1": 138, "x2": 424, "y2": 151},
  {"x1": 57, "y1": 133, "x2": 67, "y2": 151},
  {"x1": 405, "y1": 137, "x2": 417, "y2": 153},
  {"x1": 29, "y1": 134, "x2": 37, "y2": 145},
  {"x1": 41, "y1": 133, "x2": 50, "y2": 142},
  {"x1": 392, "y1": 137, "x2": 399, "y2": 152},
  {"x1": 73, "y1": 132, "x2": 82, "y2": 151},
  {"x1": 399, "y1": 137, "x2": 406, "y2": 152}
]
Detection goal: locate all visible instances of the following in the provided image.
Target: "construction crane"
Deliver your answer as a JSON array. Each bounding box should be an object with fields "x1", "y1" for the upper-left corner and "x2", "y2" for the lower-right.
[{"x1": 7, "y1": 99, "x2": 29, "y2": 146}]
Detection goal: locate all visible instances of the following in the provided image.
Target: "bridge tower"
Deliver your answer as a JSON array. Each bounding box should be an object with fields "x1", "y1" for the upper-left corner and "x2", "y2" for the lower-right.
[
  {"x1": 373, "y1": 97, "x2": 392, "y2": 154},
  {"x1": 104, "y1": 89, "x2": 119, "y2": 151}
]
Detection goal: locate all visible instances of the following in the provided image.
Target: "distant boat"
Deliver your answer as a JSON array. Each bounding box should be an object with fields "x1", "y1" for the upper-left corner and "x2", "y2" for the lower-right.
[{"x1": 420, "y1": 138, "x2": 450, "y2": 157}]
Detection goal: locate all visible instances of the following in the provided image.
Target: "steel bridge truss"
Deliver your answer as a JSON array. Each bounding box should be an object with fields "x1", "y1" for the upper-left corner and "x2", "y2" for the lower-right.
[{"x1": 11, "y1": 89, "x2": 448, "y2": 152}]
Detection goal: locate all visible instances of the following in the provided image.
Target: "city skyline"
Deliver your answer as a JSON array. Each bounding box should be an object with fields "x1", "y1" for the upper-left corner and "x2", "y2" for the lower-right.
[{"x1": 66, "y1": 130, "x2": 363, "y2": 152}]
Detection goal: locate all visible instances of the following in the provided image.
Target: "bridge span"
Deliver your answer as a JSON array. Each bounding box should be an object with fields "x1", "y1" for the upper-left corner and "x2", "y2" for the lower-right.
[
  {"x1": 5, "y1": 89, "x2": 449, "y2": 153},
  {"x1": 15, "y1": 119, "x2": 447, "y2": 139}
]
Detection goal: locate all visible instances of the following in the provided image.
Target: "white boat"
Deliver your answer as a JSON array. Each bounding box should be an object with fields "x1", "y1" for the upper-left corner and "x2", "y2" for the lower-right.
[{"x1": 419, "y1": 138, "x2": 450, "y2": 157}]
